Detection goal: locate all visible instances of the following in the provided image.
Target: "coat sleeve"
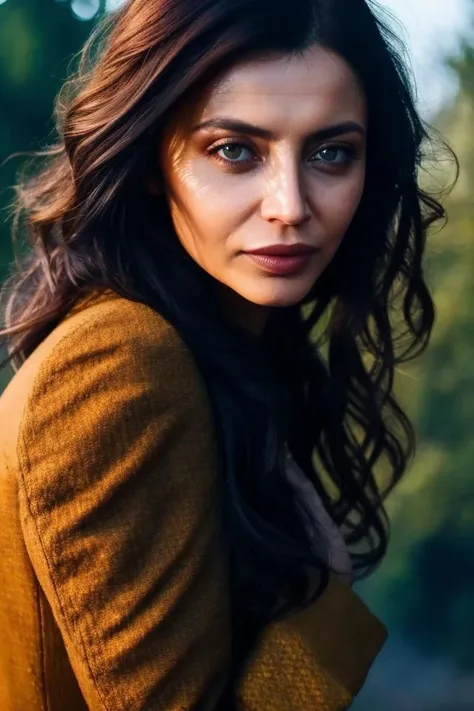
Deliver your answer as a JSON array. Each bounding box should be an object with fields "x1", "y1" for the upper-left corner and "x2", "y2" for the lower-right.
[{"x1": 16, "y1": 302, "x2": 232, "y2": 711}]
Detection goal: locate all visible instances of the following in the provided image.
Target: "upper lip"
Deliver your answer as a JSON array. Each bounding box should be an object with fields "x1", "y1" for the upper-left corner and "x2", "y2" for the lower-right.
[{"x1": 244, "y1": 243, "x2": 317, "y2": 256}]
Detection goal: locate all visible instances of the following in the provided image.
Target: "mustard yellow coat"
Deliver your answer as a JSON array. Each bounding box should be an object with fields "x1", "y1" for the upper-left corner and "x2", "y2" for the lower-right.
[{"x1": 0, "y1": 288, "x2": 388, "y2": 710}]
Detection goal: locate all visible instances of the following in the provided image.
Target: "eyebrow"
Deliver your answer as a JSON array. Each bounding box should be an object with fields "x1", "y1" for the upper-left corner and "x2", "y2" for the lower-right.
[{"x1": 190, "y1": 118, "x2": 366, "y2": 142}]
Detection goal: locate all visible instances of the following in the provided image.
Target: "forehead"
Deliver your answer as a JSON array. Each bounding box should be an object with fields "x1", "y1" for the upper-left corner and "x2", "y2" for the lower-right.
[{"x1": 197, "y1": 45, "x2": 367, "y2": 132}]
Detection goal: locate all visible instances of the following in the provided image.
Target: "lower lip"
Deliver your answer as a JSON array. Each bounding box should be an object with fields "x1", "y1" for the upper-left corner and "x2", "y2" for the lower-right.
[{"x1": 244, "y1": 252, "x2": 313, "y2": 275}]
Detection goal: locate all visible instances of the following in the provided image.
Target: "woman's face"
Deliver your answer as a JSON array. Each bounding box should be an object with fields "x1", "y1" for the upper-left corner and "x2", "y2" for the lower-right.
[{"x1": 159, "y1": 45, "x2": 367, "y2": 332}]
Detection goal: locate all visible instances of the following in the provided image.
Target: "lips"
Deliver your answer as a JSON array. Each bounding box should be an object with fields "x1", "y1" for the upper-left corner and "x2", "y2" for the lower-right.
[
  {"x1": 244, "y1": 252, "x2": 314, "y2": 276},
  {"x1": 244, "y1": 243, "x2": 317, "y2": 257}
]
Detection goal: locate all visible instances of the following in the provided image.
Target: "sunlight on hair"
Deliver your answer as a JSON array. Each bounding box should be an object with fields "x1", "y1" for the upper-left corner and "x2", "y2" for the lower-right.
[{"x1": 71, "y1": 0, "x2": 100, "y2": 21}]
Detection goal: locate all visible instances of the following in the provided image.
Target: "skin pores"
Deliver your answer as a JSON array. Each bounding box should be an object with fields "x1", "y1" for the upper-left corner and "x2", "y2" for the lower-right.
[{"x1": 159, "y1": 45, "x2": 367, "y2": 334}]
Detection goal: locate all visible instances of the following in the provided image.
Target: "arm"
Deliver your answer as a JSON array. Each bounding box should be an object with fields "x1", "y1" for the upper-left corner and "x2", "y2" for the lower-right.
[{"x1": 17, "y1": 300, "x2": 232, "y2": 710}]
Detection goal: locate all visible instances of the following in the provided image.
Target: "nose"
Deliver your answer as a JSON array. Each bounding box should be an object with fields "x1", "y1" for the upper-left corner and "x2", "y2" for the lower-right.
[{"x1": 260, "y1": 159, "x2": 311, "y2": 226}]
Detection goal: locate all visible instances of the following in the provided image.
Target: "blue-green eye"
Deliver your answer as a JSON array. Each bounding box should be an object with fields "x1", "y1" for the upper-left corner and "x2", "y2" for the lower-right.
[
  {"x1": 312, "y1": 146, "x2": 354, "y2": 164},
  {"x1": 216, "y1": 144, "x2": 253, "y2": 162}
]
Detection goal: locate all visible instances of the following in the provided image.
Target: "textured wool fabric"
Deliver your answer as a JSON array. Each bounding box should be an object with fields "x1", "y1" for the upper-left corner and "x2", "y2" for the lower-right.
[
  {"x1": 0, "y1": 288, "x2": 388, "y2": 710},
  {"x1": 237, "y1": 625, "x2": 352, "y2": 711}
]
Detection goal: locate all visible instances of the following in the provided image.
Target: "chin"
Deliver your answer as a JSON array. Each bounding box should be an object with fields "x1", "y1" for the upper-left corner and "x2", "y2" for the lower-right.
[{"x1": 243, "y1": 282, "x2": 314, "y2": 308}]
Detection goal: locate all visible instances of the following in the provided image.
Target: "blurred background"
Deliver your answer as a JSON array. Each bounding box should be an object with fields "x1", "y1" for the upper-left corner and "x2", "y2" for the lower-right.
[{"x1": 0, "y1": 1, "x2": 472, "y2": 709}]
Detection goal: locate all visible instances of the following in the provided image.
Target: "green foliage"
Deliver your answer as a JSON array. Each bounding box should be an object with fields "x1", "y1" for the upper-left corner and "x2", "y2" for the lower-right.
[
  {"x1": 0, "y1": 0, "x2": 99, "y2": 270},
  {"x1": 357, "y1": 14, "x2": 474, "y2": 671}
]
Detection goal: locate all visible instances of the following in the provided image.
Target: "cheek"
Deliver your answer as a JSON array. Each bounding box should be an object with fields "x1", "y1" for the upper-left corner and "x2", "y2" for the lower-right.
[
  {"x1": 316, "y1": 171, "x2": 366, "y2": 242},
  {"x1": 169, "y1": 167, "x2": 257, "y2": 251}
]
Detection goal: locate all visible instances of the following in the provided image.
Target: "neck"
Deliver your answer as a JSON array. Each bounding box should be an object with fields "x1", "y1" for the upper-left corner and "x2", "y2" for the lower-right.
[{"x1": 218, "y1": 285, "x2": 270, "y2": 337}]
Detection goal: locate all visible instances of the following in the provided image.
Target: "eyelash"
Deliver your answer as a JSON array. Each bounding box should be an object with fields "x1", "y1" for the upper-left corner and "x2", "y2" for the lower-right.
[{"x1": 207, "y1": 140, "x2": 359, "y2": 170}]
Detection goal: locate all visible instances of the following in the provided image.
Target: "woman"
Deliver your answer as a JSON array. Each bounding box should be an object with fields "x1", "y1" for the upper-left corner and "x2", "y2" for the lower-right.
[{"x1": 0, "y1": 0, "x2": 453, "y2": 709}]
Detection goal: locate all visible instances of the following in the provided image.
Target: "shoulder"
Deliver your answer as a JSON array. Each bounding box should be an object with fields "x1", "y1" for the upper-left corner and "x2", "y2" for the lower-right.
[
  {"x1": 57, "y1": 288, "x2": 203, "y2": 389},
  {"x1": 23, "y1": 288, "x2": 210, "y2": 423},
  {"x1": 0, "y1": 288, "x2": 213, "y2": 496},
  {"x1": 16, "y1": 287, "x2": 219, "y2": 524}
]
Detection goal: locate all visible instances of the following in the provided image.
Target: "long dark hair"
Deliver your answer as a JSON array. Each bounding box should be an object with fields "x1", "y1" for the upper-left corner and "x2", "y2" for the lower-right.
[{"x1": 0, "y1": 0, "x2": 456, "y2": 636}]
